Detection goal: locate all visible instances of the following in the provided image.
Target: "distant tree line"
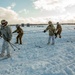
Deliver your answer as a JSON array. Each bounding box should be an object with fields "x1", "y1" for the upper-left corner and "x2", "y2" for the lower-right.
[{"x1": 1, "y1": 23, "x2": 75, "y2": 26}]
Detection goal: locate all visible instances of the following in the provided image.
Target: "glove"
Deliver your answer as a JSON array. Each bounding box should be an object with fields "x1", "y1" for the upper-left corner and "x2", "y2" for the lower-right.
[{"x1": 43, "y1": 30, "x2": 46, "y2": 33}]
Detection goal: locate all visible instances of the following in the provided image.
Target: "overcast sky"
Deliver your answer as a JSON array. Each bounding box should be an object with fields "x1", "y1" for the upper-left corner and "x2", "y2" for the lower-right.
[{"x1": 0, "y1": 0, "x2": 75, "y2": 24}]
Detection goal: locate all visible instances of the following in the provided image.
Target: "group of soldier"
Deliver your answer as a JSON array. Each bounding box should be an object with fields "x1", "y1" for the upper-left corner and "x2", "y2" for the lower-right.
[
  {"x1": 44, "y1": 21, "x2": 62, "y2": 45},
  {"x1": 0, "y1": 20, "x2": 62, "y2": 58}
]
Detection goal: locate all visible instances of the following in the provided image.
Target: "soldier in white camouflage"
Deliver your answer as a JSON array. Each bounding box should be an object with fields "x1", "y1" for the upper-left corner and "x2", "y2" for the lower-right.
[
  {"x1": 44, "y1": 21, "x2": 56, "y2": 45},
  {"x1": 0, "y1": 20, "x2": 12, "y2": 57}
]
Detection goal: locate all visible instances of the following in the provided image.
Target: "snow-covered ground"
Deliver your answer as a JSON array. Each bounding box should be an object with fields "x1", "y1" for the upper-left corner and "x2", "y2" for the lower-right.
[{"x1": 0, "y1": 25, "x2": 75, "y2": 75}]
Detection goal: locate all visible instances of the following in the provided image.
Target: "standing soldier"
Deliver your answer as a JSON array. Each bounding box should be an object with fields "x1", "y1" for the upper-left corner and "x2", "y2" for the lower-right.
[
  {"x1": 55, "y1": 22, "x2": 62, "y2": 38},
  {"x1": 13, "y1": 25, "x2": 23, "y2": 44},
  {"x1": 0, "y1": 20, "x2": 12, "y2": 57},
  {"x1": 43, "y1": 21, "x2": 56, "y2": 45}
]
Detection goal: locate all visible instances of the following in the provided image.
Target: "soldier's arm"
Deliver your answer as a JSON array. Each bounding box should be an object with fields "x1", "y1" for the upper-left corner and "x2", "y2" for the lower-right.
[
  {"x1": 7, "y1": 26, "x2": 12, "y2": 41},
  {"x1": 12, "y1": 30, "x2": 17, "y2": 33},
  {"x1": 43, "y1": 26, "x2": 49, "y2": 33},
  {"x1": 45, "y1": 26, "x2": 49, "y2": 31},
  {"x1": 0, "y1": 31, "x2": 2, "y2": 37},
  {"x1": 0, "y1": 28, "x2": 2, "y2": 37}
]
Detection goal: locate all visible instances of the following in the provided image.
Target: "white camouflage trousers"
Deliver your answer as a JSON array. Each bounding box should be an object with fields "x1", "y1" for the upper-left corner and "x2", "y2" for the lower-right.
[
  {"x1": 48, "y1": 35, "x2": 55, "y2": 44},
  {"x1": 1, "y1": 40, "x2": 11, "y2": 55}
]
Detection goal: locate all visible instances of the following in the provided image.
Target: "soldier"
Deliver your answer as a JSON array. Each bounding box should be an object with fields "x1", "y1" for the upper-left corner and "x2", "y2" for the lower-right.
[
  {"x1": 55, "y1": 22, "x2": 62, "y2": 38},
  {"x1": 13, "y1": 25, "x2": 23, "y2": 44},
  {"x1": 43, "y1": 21, "x2": 56, "y2": 45},
  {"x1": 0, "y1": 20, "x2": 12, "y2": 57}
]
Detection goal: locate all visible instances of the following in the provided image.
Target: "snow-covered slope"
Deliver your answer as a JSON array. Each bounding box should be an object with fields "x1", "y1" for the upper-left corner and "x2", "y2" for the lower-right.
[{"x1": 0, "y1": 25, "x2": 75, "y2": 75}]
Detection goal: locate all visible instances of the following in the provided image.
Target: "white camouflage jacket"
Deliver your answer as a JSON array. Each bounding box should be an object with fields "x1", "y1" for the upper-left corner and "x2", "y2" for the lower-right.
[{"x1": 0, "y1": 25, "x2": 12, "y2": 41}]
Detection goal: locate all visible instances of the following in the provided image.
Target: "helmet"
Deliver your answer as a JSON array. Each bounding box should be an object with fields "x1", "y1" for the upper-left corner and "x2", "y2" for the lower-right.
[
  {"x1": 1, "y1": 20, "x2": 8, "y2": 24},
  {"x1": 48, "y1": 21, "x2": 52, "y2": 25},
  {"x1": 16, "y1": 24, "x2": 20, "y2": 28},
  {"x1": 57, "y1": 22, "x2": 59, "y2": 24}
]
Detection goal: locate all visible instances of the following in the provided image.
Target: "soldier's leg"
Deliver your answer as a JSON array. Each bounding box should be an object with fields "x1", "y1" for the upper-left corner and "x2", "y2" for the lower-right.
[
  {"x1": 52, "y1": 35, "x2": 55, "y2": 45},
  {"x1": 56, "y1": 31, "x2": 59, "y2": 38},
  {"x1": 19, "y1": 34, "x2": 23, "y2": 44},
  {"x1": 47, "y1": 36, "x2": 51, "y2": 44},
  {"x1": 59, "y1": 34, "x2": 61, "y2": 38},
  {"x1": 16, "y1": 35, "x2": 19, "y2": 43},
  {"x1": 58, "y1": 31, "x2": 61, "y2": 38},
  {"x1": 6, "y1": 41, "x2": 11, "y2": 57},
  {"x1": 0, "y1": 40, "x2": 6, "y2": 56},
  {"x1": 19, "y1": 37, "x2": 22, "y2": 44},
  {"x1": 58, "y1": 30, "x2": 61, "y2": 38},
  {"x1": 55, "y1": 33, "x2": 57, "y2": 38}
]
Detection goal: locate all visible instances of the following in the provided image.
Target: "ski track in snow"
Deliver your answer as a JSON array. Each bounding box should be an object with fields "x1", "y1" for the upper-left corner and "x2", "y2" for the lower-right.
[{"x1": 0, "y1": 25, "x2": 75, "y2": 75}]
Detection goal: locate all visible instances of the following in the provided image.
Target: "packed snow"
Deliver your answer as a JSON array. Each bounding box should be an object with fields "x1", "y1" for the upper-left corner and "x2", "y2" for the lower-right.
[{"x1": 0, "y1": 25, "x2": 75, "y2": 75}]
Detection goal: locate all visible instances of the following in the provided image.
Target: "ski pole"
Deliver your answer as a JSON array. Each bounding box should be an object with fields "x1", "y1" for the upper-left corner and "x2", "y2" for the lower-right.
[
  {"x1": 8, "y1": 42, "x2": 16, "y2": 51},
  {"x1": 9, "y1": 42, "x2": 20, "y2": 50}
]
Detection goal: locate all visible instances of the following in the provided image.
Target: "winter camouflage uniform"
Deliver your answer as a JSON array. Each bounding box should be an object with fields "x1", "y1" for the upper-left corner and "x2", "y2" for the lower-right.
[
  {"x1": 44, "y1": 21, "x2": 56, "y2": 45},
  {"x1": 13, "y1": 26, "x2": 23, "y2": 44},
  {"x1": 0, "y1": 20, "x2": 12, "y2": 57},
  {"x1": 55, "y1": 22, "x2": 62, "y2": 38}
]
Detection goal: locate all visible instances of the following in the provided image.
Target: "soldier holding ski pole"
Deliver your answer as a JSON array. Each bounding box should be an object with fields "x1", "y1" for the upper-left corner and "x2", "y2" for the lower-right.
[{"x1": 0, "y1": 20, "x2": 12, "y2": 58}]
